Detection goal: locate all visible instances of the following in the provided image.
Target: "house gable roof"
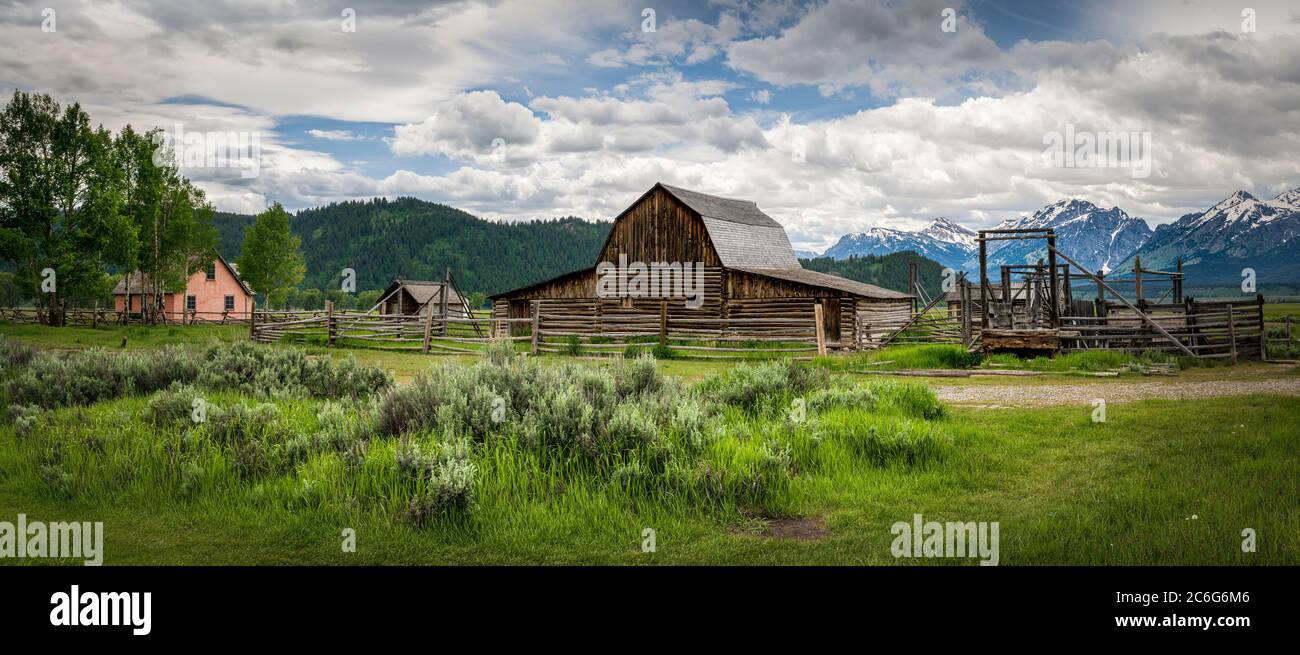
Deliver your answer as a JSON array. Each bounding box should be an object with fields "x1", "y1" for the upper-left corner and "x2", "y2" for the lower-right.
[{"x1": 112, "y1": 253, "x2": 252, "y2": 296}]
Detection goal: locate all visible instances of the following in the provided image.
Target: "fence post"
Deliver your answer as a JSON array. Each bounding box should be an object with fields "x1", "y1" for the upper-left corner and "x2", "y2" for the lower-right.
[
  {"x1": 1227, "y1": 303, "x2": 1237, "y2": 365},
  {"x1": 1286, "y1": 316, "x2": 1293, "y2": 344},
  {"x1": 659, "y1": 300, "x2": 667, "y2": 348},
  {"x1": 1257, "y1": 294, "x2": 1265, "y2": 360},
  {"x1": 249, "y1": 303, "x2": 257, "y2": 341},
  {"x1": 1133, "y1": 255, "x2": 1142, "y2": 304},
  {"x1": 439, "y1": 268, "x2": 450, "y2": 337},
  {"x1": 530, "y1": 301, "x2": 540, "y2": 355},
  {"x1": 813, "y1": 302, "x2": 827, "y2": 356},
  {"x1": 422, "y1": 304, "x2": 435, "y2": 353},
  {"x1": 325, "y1": 300, "x2": 335, "y2": 347}
]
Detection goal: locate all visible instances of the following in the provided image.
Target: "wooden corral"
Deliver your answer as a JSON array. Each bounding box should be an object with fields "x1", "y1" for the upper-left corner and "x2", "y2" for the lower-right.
[
  {"x1": 490, "y1": 183, "x2": 913, "y2": 350},
  {"x1": 964, "y1": 228, "x2": 1265, "y2": 360}
]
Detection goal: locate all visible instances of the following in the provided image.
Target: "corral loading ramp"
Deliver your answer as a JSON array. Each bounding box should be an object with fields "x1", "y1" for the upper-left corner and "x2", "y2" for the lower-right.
[{"x1": 965, "y1": 228, "x2": 1264, "y2": 360}]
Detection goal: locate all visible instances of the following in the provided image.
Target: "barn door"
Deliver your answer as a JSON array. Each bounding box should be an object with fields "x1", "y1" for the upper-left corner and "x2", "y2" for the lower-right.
[{"x1": 822, "y1": 298, "x2": 841, "y2": 343}]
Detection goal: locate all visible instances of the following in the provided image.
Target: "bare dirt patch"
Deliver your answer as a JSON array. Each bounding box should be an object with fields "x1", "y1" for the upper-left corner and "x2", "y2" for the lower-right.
[
  {"x1": 757, "y1": 516, "x2": 829, "y2": 541},
  {"x1": 934, "y1": 377, "x2": 1300, "y2": 407}
]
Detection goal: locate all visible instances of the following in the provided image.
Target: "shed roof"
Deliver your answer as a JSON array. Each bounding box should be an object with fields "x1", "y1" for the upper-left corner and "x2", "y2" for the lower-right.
[
  {"x1": 382, "y1": 279, "x2": 462, "y2": 307},
  {"x1": 732, "y1": 267, "x2": 912, "y2": 300}
]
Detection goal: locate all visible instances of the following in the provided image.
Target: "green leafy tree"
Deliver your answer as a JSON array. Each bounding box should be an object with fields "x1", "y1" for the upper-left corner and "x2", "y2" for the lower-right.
[
  {"x1": 296, "y1": 288, "x2": 324, "y2": 310},
  {"x1": 355, "y1": 289, "x2": 382, "y2": 311},
  {"x1": 266, "y1": 287, "x2": 291, "y2": 310},
  {"x1": 0, "y1": 271, "x2": 23, "y2": 306},
  {"x1": 115, "y1": 125, "x2": 217, "y2": 322},
  {"x1": 325, "y1": 288, "x2": 355, "y2": 310},
  {"x1": 468, "y1": 291, "x2": 487, "y2": 309},
  {"x1": 236, "y1": 203, "x2": 305, "y2": 308},
  {"x1": 0, "y1": 91, "x2": 136, "y2": 324}
]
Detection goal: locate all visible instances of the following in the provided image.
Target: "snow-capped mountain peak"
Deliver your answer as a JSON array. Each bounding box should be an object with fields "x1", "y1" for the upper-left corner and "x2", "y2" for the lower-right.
[
  {"x1": 919, "y1": 217, "x2": 977, "y2": 249},
  {"x1": 1271, "y1": 188, "x2": 1300, "y2": 208},
  {"x1": 983, "y1": 199, "x2": 1151, "y2": 274},
  {"x1": 1117, "y1": 186, "x2": 1300, "y2": 284}
]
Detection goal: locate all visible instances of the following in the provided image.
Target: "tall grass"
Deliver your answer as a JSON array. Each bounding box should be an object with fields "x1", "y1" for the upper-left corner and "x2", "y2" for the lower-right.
[
  {"x1": 0, "y1": 343, "x2": 952, "y2": 537},
  {"x1": 5, "y1": 341, "x2": 392, "y2": 409},
  {"x1": 817, "y1": 345, "x2": 983, "y2": 371}
]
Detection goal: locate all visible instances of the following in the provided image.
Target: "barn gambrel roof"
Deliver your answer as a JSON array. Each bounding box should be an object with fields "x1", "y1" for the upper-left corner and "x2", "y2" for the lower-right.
[{"x1": 658, "y1": 184, "x2": 801, "y2": 269}]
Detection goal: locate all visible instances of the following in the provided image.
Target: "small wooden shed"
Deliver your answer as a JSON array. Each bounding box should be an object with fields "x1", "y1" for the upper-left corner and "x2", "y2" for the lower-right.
[{"x1": 377, "y1": 278, "x2": 469, "y2": 318}]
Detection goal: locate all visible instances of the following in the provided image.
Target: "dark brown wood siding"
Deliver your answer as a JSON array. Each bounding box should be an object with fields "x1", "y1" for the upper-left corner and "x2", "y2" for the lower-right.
[{"x1": 597, "y1": 186, "x2": 721, "y2": 266}]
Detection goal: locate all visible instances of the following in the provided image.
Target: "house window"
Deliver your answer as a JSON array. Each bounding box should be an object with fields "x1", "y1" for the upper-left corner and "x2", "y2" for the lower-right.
[
  {"x1": 186, "y1": 295, "x2": 196, "y2": 311},
  {"x1": 205, "y1": 261, "x2": 216, "y2": 281},
  {"x1": 224, "y1": 295, "x2": 235, "y2": 311}
]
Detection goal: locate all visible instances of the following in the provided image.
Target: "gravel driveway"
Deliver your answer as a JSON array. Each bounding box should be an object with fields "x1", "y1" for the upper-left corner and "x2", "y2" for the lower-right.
[{"x1": 933, "y1": 377, "x2": 1300, "y2": 407}]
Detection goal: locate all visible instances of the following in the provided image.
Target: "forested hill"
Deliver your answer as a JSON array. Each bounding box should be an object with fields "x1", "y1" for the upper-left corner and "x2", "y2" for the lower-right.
[
  {"x1": 799, "y1": 251, "x2": 946, "y2": 298},
  {"x1": 213, "y1": 198, "x2": 612, "y2": 295}
]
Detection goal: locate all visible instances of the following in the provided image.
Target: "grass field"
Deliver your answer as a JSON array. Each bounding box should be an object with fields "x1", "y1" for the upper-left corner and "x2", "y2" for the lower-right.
[{"x1": 1, "y1": 322, "x2": 1296, "y2": 565}]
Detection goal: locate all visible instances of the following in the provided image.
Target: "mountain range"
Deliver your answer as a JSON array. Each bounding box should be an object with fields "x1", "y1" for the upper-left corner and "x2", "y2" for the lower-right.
[
  {"x1": 807, "y1": 188, "x2": 1300, "y2": 285},
  {"x1": 818, "y1": 217, "x2": 980, "y2": 272},
  {"x1": 208, "y1": 186, "x2": 1300, "y2": 297},
  {"x1": 1115, "y1": 189, "x2": 1300, "y2": 284}
]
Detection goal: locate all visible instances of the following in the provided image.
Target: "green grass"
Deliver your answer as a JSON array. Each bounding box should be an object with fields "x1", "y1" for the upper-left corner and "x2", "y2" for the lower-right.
[
  {"x1": 1263, "y1": 302, "x2": 1300, "y2": 322},
  {"x1": 1, "y1": 353, "x2": 1294, "y2": 564},
  {"x1": 815, "y1": 344, "x2": 983, "y2": 371},
  {"x1": 0, "y1": 321, "x2": 247, "y2": 350}
]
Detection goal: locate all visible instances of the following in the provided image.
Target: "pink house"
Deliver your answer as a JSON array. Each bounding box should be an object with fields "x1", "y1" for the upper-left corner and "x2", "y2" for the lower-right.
[{"x1": 112, "y1": 253, "x2": 254, "y2": 322}]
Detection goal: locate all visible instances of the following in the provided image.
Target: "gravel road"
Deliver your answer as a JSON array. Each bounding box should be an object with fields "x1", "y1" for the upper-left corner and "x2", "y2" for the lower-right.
[{"x1": 934, "y1": 377, "x2": 1300, "y2": 406}]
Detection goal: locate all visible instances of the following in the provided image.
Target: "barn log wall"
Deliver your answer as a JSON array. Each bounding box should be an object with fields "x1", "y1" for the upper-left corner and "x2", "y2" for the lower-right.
[{"x1": 856, "y1": 299, "x2": 913, "y2": 346}]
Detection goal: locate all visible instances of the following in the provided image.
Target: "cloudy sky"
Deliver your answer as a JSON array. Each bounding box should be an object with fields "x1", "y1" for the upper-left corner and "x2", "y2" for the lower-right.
[{"x1": 4, "y1": 0, "x2": 1300, "y2": 251}]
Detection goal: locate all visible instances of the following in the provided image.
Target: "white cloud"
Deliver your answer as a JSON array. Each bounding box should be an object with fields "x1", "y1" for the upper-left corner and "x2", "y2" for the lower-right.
[
  {"x1": 589, "y1": 13, "x2": 744, "y2": 67},
  {"x1": 307, "y1": 129, "x2": 364, "y2": 141},
  {"x1": 725, "y1": 0, "x2": 1004, "y2": 98}
]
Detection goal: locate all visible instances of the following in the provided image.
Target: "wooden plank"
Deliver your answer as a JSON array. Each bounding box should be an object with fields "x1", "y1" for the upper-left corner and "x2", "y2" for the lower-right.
[
  {"x1": 1228, "y1": 304, "x2": 1237, "y2": 364},
  {"x1": 813, "y1": 302, "x2": 826, "y2": 356},
  {"x1": 530, "y1": 301, "x2": 540, "y2": 355}
]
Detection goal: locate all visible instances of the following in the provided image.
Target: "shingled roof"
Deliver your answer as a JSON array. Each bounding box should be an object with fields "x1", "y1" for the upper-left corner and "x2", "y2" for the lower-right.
[
  {"x1": 111, "y1": 253, "x2": 252, "y2": 295},
  {"x1": 731, "y1": 266, "x2": 912, "y2": 300},
  {"x1": 381, "y1": 279, "x2": 462, "y2": 307},
  {"x1": 658, "y1": 183, "x2": 801, "y2": 269}
]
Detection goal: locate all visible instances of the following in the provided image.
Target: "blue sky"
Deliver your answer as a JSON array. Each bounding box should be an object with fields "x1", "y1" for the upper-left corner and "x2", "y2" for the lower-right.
[{"x1": 4, "y1": 0, "x2": 1299, "y2": 251}]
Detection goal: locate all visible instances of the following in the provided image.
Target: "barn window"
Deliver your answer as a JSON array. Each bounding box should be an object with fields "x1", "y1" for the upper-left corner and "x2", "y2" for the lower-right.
[
  {"x1": 224, "y1": 295, "x2": 235, "y2": 311},
  {"x1": 185, "y1": 295, "x2": 196, "y2": 311},
  {"x1": 205, "y1": 261, "x2": 216, "y2": 280}
]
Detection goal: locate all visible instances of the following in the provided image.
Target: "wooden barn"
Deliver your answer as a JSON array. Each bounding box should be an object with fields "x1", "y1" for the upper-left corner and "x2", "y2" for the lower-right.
[
  {"x1": 376, "y1": 277, "x2": 470, "y2": 318},
  {"x1": 490, "y1": 183, "x2": 912, "y2": 349}
]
